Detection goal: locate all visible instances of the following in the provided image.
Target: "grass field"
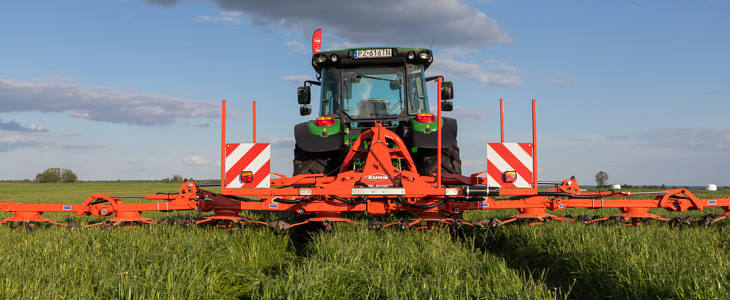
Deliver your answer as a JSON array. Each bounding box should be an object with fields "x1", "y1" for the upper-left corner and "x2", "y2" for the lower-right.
[{"x1": 1, "y1": 182, "x2": 729, "y2": 299}]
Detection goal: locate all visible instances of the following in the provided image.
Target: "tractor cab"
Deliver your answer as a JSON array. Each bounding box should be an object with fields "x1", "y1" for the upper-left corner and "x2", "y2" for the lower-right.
[{"x1": 294, "y1": 47, "x2": 460, "y2": 176}]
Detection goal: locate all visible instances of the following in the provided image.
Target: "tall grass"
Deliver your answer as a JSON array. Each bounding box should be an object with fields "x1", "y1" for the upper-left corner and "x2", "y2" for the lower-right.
[
  {"x1": 256, "y1": 225, "x2": 555, "y2": 299},
  {"x1": 0, "y1": 226, "x2": 293, "y2": 299},
  {"x1": 484, "y1": 222, "x2": 730, "y2": 299}
]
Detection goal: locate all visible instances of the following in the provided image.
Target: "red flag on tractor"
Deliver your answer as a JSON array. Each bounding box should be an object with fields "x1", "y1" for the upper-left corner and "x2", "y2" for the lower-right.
[{"x1": 312, "y1": 28, "x2": 322, "y2": 54}]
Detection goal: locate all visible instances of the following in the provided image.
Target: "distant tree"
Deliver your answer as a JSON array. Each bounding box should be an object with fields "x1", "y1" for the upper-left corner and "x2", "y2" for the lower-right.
[
  {"x1": 172, "y1": 174, "x2": 183, "y2": 182},
  {"x1": 36, "y1": 168, "x2": 78, "y2": 183},
  {"x1": 61, "y1": 169, "x2": 78, "y2": 182},
  {"x1": 595, "y1": 171, "x2": 609, "y2": 187}
]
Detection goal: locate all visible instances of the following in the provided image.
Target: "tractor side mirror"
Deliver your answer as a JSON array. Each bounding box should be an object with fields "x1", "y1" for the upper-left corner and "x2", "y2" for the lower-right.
[
  {"x1": 299, "y1": 105, "x2": 312, "y2": 116},
  {"x1": 441, "y1": 101, "x2": 453, "y2": 111},
  {"x1": 389, "y1": 79, "x2": 401, "y2": 90},
  {"x1": 441, "y1": 81, "x2": 454, "y2": 100},
  {"x1": 297, "y1": 86, "x2": 311, "y2": 105}
]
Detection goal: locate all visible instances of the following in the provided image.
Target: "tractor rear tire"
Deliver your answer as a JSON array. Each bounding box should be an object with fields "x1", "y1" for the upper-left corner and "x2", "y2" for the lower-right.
[
  {"x1": 414, "y1": 143, "x2": 462, "y2": 176},
  {"x1": 293, "y1": 147, "x2": 343, "y2": 176}
]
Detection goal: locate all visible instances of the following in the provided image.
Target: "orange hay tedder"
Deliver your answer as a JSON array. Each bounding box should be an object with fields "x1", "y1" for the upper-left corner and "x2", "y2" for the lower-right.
[{"x1": 2, "y1": 45, "x2": 729, "y2": 231}]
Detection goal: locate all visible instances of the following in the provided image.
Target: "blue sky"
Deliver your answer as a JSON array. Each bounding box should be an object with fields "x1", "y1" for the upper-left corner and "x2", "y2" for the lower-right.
[{"x1": 0, "y1": 0, "x2": 728, "y2": 185}]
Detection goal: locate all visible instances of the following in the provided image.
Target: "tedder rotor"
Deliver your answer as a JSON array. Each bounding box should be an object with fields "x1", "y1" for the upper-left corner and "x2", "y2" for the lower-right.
[{"x1": 2, "y1": 46, "x2": 729, "y2": 231}]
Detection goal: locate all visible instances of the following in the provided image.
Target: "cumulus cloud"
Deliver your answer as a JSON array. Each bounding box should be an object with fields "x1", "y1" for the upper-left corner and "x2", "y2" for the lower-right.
[
  {"x1": 282, "y1": 75, "x2": 311, "y2": 84},
  {"x1": 145, "y1": 0, "x2": 511, "y2": 48},
  {"x1": 0, "y1": 133, "x2": 91, "y2": 152},
  {"x1": 429, "y1": 58, "x2": 522, "y2": 86},
  {"x1": 0, "y1": 119, "x2": 47, "y2": 132},
  {"x1": 183, "y1": 155, "x2": 212, "y2": 165},
  {"x1": 0, "y1": 76, "x2": 239, "y2": 126}
]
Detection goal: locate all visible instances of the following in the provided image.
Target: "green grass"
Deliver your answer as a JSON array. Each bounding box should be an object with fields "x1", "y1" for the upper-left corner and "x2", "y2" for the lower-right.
[
  {"x1": 255, "y1": 225, "x2": 553, "y2": 299},
  {"x1": 482, "y1": 222, "x2": 730, "y2": 299}
]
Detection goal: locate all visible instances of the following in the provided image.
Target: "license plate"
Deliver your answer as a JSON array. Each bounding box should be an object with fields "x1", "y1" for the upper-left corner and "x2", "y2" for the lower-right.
[{"x1": 354, "y1": 48, "x2": 392, "y2": 59}]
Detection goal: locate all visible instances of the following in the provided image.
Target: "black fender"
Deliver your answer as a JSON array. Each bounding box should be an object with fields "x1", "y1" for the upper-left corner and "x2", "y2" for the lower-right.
[
  {"x1": 294, "y1": 122, "x2": 343, "y2": 152},
  {"x1": 410, "y1": 117, "x2": 458, "y2": 149}
]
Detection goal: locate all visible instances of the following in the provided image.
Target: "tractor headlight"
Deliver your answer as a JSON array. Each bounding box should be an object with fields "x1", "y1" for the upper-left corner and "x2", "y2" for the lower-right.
[
  {"x1": 418, "y1": 51, "x2": 431, "y2": 61},
  {"x1": 316, "y1": 54, "x2": 328, "y2": 64},
  {"x1": 329, "y1": 54, "x2": 339, "y2": 63},
  {"x1": 407, "y1": 51, "x2": 415, "y2": 60}
]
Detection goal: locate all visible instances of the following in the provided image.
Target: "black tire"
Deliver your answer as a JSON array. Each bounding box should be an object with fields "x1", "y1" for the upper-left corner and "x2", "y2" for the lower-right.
[
  {"x1": 293, "y1": 146, "x2": 343, "y2": 176},
  {"x1": 413, "y1": 143, "x2": 462, "y2": 176}
]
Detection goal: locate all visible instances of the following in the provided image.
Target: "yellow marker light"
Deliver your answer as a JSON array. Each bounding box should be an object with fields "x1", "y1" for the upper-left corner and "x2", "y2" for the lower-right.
[
  {"x1": 503, "y1": 171, "x2": 517, "y2": 183},
  {"x1": 241, "y1": 171, "x2": 254, "y2": 183}
]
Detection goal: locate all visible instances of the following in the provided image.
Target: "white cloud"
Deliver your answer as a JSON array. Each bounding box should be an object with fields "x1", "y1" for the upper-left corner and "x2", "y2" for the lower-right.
[
  {"x1": 0, "y1": 132, "x2": 90, "y2": 152},
  {"x1": 0, "y1": 76, "x2": 241, "y2": 126},
  {"x1": 285, "y1": 40, "x2": 307, "y2": 53},
  {"x1": 197, "y1": 11, "x2": 243, "y2": 25},
  {"x1": 183, "y1": 155, "x2": 212, "y2": 165},
  {"x1": 147, "y1": 0, "x2": 511, "y2": 49},
  {"x1": 429, "y1": 58, "x2": 522, "y2": 86},
  {"x1": 282, "y1": 75, "x2": 311, "y2": 84},
  {"x1": 0, "y1": 119, "x2": 48, "y2": 132}
]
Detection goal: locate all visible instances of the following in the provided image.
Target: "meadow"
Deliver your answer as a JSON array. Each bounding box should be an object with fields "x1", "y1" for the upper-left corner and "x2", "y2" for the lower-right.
[{"x1": 1, "y1": 182, "x2": 728, "y2": 299}]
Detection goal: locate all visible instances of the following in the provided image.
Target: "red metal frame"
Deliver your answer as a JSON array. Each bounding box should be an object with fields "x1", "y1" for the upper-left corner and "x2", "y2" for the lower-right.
[{"x1": 2, "y1": 99, "x2": 730, "y2": 229}]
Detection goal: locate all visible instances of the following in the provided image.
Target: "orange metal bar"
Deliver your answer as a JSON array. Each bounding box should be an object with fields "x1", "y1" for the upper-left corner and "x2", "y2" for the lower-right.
[
  {"x1": 437, "y1": 77, "x2": 442, "y2": 187},
  {"x1": 500, "y1": 98, "x2": 504, "y2": 143},
  {"x1": 252, "y1": 101, "x2": 257, "y2": 143},
  {"x1": 221, "y1": 99, "x2": 227, "y2": 191},
  {"x1": 532, "y1": 99, "x2": 537, "y2": 189}
]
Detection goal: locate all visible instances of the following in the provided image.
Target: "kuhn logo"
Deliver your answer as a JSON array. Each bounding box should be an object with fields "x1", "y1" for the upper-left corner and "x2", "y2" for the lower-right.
[{"x1": 364, "y1": 173, "x2": 391, "y2": 182}]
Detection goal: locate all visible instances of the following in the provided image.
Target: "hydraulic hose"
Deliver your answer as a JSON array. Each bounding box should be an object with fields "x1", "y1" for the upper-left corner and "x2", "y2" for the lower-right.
[{"x1": 397, "y1": 196, "x2": 446, "y2": 209}]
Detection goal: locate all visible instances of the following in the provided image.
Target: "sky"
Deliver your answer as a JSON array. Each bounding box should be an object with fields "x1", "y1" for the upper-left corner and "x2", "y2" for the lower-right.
[{"x1": 0, "y1": 0, "x2": 729, "y2": 185}]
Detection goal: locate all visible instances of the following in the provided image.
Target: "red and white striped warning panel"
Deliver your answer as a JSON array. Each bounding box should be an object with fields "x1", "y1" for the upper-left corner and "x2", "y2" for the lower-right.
[
  {"x1": 224, "y1": 143, "x2": 271, "y2": 189},
  {"x1": 486, "y1": 143, "x2": 533, "y2": 188}
]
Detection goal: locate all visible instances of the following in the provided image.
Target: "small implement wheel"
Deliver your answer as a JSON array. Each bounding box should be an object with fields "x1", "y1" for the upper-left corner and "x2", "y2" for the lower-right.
[
  {"x1": 67, "y1": 220, "x2": 81, "y2": 230},
  {"x1": 576, "y1": 215, "x2": 591, "y2": 223},
  {"x1": 700, "y1": 214, "x2": 717, "y2": 226},
  {"x1": 367, "y1": 219, "x2": 385, "y2": 230},
  {"x1": 397, "y1": 220, "x2": 410, "y2": 230},
  {"x1": 103, "y1": 220, "x2": 114, "y2": 230},
  {"x1": 25, "y1": 221, "x2": 37, "y2": 232}
]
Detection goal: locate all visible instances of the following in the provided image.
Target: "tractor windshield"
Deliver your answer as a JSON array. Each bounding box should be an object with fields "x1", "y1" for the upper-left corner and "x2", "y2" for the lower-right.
[
  {"x1": 318, "y1": 64, "x2": 429, "y2": 118},
  {"x1": 342, "y1": 66, "x2": 404, "y2": 119}
]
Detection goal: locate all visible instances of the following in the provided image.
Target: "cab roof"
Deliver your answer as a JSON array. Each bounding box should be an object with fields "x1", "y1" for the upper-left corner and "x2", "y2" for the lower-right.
[{"x1": 311, "y1": 47, "x2": 433, "y2": 73}]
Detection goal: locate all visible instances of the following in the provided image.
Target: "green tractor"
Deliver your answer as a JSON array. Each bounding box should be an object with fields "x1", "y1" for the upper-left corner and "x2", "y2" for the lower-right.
[{"x1": 294, "y1": 47, "x2": 461, "y2": 176}]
